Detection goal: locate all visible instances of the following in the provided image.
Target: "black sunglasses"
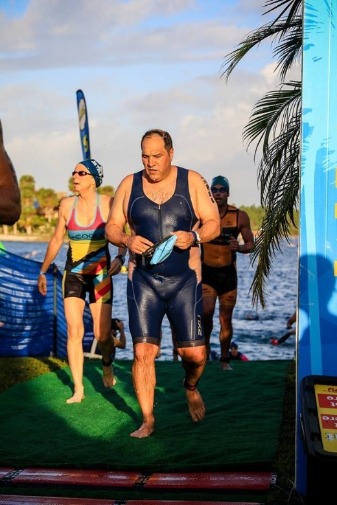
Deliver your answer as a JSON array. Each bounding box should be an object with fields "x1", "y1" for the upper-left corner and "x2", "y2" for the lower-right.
[
  {"x1": 211, "y1": 187, "x2": 227, "y2": 193},
  {"x1": 72, "y1": 170, "x2": 92, "y2": 177}
]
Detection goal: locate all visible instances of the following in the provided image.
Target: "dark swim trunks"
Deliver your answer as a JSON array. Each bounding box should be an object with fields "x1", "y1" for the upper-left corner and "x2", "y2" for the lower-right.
[{"x1": 201, "y1": 263, "x2": 237, "y2": 296}]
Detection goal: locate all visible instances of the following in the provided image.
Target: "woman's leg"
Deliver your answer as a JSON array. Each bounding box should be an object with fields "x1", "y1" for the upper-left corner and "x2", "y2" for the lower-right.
[{"x1": 64, "y1": 297, "x2": 86, "y2": 403}]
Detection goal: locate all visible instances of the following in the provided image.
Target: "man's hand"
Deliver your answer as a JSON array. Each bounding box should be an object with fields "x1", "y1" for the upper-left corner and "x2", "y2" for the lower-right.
[
  {"x1": 174, "y1": 231, "x2": 195, "y2": 250},
  {"x1": 127, "y1": 235, "x2": 153, "y2": 255}
]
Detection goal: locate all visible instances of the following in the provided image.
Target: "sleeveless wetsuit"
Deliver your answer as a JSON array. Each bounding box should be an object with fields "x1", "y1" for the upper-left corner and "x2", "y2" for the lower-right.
[
  {"x1": 201, "y1": 205, "x2": 239, "y2": 296},
  {"x1": 63, "y1": 194, "x2": 112, "y2": 304},
  {"x1": 127, "y1": 167, "x2": 204, "y2": 347}
]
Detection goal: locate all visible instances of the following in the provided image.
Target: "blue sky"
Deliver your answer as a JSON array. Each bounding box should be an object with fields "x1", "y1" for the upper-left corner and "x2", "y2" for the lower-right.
[{"x1": 0, "y1": 0, "x2": 290, "y2": 206}]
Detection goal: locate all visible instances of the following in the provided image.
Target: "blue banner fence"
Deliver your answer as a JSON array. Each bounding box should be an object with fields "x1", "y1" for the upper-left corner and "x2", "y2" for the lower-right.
[{"x1": 0, "y1": 249, "x2": 93, "y2": 358}]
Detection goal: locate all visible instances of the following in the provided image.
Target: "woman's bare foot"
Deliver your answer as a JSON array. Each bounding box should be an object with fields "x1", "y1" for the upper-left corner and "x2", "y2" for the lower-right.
[
  {"x1": 185, "y1": 388, "x2": 206, "y2": 422},
  {"x1": 102, "y1": 364, "x2": 117, "y2": 388},
  {"x1": 130, "y1": 422, "x2": 155, "y2": 438},
  {"x1": 66, "y1": 390, "x2": 85, "y2": 404}
]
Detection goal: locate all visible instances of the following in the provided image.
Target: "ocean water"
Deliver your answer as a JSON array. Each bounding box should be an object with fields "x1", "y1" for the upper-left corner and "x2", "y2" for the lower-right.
[{"x1": 2, "y1": 238, "x2": 298, "y2": 361}]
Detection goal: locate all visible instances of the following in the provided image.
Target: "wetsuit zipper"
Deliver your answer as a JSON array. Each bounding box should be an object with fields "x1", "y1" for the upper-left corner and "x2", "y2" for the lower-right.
[{"x1": 158, "y1": 204, "x2": 163, "y2": 238}]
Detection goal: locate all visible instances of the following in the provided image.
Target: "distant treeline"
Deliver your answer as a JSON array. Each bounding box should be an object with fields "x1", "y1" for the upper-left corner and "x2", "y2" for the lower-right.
[
  {"x1": 240, "y1": 205, "x2": 299, "y2": 236},
  {"x1": 0, "y1": 174, "x2": 299, "y2": 238}
]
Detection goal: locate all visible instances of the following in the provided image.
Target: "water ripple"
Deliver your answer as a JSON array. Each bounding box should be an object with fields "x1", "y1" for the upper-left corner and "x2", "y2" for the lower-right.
[{"x1": 3, "y1": 237, "x2": 298, "y2": 361}]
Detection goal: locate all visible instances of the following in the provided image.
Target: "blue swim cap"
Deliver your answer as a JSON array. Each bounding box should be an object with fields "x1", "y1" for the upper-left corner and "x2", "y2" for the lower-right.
[
  {"x1": 230, "y1": 341, "x2": 238, "y2": 349},
  {"x1": 211, "y1": 176, "x2": 229, "y2": 191},
  {"x1": 79, "y1": 159, "x2": 103, "y2": 187}
]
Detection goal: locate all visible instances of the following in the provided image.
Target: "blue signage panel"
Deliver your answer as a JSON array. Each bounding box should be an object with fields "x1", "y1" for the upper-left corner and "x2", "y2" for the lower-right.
[{"x1": 298, "y1": 1, "x2": 337, "y2": 496}]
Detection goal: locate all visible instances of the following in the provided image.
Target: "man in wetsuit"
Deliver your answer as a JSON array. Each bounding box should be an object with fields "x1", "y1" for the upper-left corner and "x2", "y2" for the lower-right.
[
  {"x1": 105, "y1": 129, "x2": 220, "y2": 438},
  {"x1": 201, "y1": 176, "x2": 255, "y2": 370}
]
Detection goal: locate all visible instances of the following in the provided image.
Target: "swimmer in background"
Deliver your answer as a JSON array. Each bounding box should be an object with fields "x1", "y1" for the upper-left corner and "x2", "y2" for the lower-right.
[
  {"x1": 201, "y1": 175, "x2": 255, "y2": 370},
  {"x1": 270, "y1": 311, "x2": 296, "y2": 345},
  {"x1": 211, "y1": 340, "x2": 249, "y2": 361},
  {"x1": 111, "y1": 318, "x2": 126, "y2": 359},
  {"x1": 229, "y1": 341, "x2": 249, "y2": 361}
]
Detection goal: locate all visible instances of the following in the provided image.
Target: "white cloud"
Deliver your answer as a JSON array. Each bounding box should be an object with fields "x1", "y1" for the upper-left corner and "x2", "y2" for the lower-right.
[{"x1": 0, "y1": 0, "x2": 291, "y2": 206}]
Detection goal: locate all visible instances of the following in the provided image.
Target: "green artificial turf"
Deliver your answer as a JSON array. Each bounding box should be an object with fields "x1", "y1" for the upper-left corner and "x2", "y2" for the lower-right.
[{"x1": 0, "y1": 357, "x2": 296, "y2": 504}]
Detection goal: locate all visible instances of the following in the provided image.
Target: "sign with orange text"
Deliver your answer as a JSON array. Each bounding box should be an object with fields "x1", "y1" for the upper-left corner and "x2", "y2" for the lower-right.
[{"x1": 315, "y1": 384, "x2": 337, "y2": 453}]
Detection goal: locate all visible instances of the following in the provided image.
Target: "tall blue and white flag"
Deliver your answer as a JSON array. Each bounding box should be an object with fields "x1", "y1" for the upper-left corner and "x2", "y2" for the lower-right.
[{"x1": 76, "y1": 89, "x2": 91, "y2": 160}]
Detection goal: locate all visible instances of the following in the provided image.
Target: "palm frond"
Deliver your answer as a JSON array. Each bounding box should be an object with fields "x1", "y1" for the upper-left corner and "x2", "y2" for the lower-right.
[
  {"x1": 245, "y1": 84, "x2": 301, "y2": 307},
  {"x1": 221, "y1": 0, "x2": 303, "y2": 308},
  {"x1": 222, "y1": 0, "x2": 302, "y2": 82},
  {"x1": 258, "y1": 117, "x2": 300, "y2": 206},
  {"x1": 222, "y1": 21, "x2": 297, "y2": 81},
  {"x1": 273, "y1": 19, "x2": 302, "y2": 79},
  {"x1": 243, "y1": 82, "x2": 301, "y2": 158},
  {"x1": 265, "y1": 0, "x2": 302, "y2": 23}
]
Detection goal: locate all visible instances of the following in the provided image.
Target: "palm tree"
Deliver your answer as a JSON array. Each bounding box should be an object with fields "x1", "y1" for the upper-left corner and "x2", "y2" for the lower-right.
[{"x1": 221, "y1": 0, "x2": 302, "y2": 308}]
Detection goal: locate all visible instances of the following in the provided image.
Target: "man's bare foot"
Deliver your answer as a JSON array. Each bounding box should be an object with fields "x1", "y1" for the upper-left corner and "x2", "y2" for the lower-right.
[
  {"x1": 102, "y1": 364, "x2": 117, "y2": 388},
  {"x1": 130, "y1": 422, "x2": 155, "y2": 438},
  {"x1": 66, "y1": 391, "x2": 85, "y2": 404},
  {"x1": 186, "y1": 388, "x2": 206, "y2": 422}
]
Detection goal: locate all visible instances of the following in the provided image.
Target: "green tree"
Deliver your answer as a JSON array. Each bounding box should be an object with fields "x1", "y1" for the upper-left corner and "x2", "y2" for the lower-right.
[
  {"x1": 35, "y1": 188, "x2": 59, "y2": 223},
  {"x1": 98, "y1": 185, "x2": 115, "y2": 197},
  {"x1": 68, "y1": 176, "x2": 75, "y2": 194},
  {"x1": 19, "y1": 175, "x2": 36, "y2": 205},
  {"x1": 18, "y1": 175, "x2": 37, "y2": 235},
  {"x1": 221, "y1": 0, "x2": 302, "y2": 308}
]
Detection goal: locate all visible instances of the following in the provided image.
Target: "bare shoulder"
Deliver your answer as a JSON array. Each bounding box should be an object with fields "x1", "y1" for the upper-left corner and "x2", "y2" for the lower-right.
[
  {"x1": 238, "y1": 207, "x2": 250, "y2": 217},
  {"x1": 187, "y1": 169, "x2": 210, "y2": 192},
  {"x1": 57, "y1": 195, "x2": 75, "y2": 223},
  {"x1": 238, "y1": 208, "x2": 253, "y2": 233},
  {"x1": 117, "y1": 173, "x2": 134, "y2": 191},
  {"x1": 238, "y1": 208, "x2": 251, "y2": 221},
  {"x1": 59, "y1": 195, "x2": 76, "y2": 212},
  {"x1": 59, "y1": 194, "x2": 75, "y2": 211},
  {"x1": 114, "y1": 174, "x2": 135, "y2": 203}
]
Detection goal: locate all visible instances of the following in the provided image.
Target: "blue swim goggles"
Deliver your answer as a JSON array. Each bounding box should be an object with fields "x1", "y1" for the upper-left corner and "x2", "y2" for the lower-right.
[{"x1": 142, "y1": 234, "x2": 177, "y2": 266}]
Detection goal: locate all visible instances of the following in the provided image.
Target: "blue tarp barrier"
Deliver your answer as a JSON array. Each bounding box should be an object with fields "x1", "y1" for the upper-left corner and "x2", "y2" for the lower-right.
[{"x1": 0, "y1": 248, "x2": 93, "y2": 358}]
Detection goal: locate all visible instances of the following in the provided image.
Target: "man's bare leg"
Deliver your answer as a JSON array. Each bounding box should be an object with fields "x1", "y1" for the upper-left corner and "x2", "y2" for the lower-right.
[
  {"x1": 184, "y1": 382, "x2": 206, "y2": 421},
  {"x1": 130, "y1": 342, "x2": 158, "y2": 438},
  {"x1": 179, "y1": 346, "x2": 207, "y2": 422},
  {"x1": 202, "y1": 289, "x2": 217, "y2": 360},
  {"x1": 219, "y1": 293, "x2": 236, "y2": 369}
]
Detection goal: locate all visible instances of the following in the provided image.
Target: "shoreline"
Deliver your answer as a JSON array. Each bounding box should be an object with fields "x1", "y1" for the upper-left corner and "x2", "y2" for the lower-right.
[
  {"x1": 0, "y1": 234, "x2": 51, "y2": 243},
  {"x1": 0, "y1": 232, "x2": 299, "y2": 243}
]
